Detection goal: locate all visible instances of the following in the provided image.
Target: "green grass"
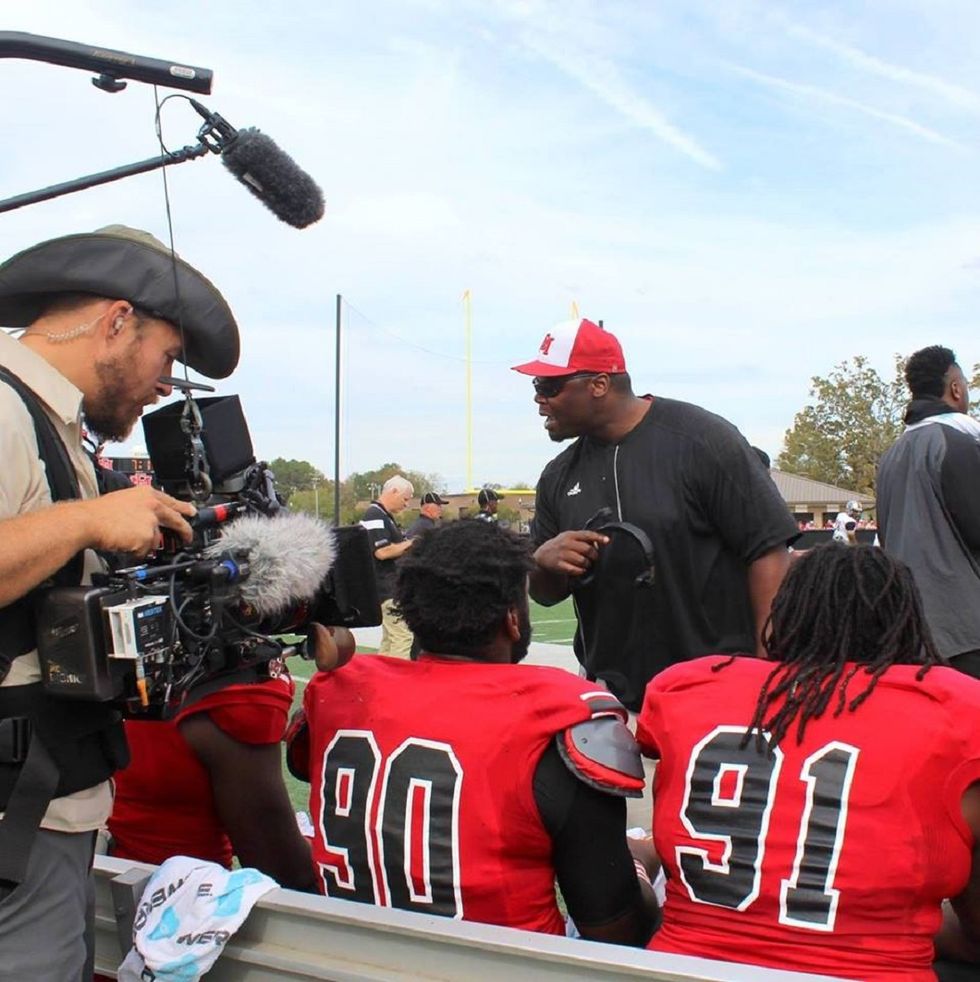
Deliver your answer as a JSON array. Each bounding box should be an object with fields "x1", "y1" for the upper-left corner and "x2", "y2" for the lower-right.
[
  {"x1": 282, "y1": 597, "x2": 579, "y2": 812},
  {"x1": 527, "y1": 596, "x2": 577, "y2": 645}
]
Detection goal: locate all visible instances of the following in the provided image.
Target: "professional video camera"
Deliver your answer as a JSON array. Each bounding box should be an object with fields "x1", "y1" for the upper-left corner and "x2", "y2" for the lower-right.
[{"x1": 33, "y1": 387, "x2": 380, "y2": 717}]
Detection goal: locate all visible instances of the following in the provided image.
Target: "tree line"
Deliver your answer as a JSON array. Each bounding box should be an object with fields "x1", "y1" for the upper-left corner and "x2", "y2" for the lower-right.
[
  {"x1": 265, "y1": 460, "x2": 445, "y2": 524},
  {"x1": 270, "y1": 354, "x2": 980, "y2": 515}
]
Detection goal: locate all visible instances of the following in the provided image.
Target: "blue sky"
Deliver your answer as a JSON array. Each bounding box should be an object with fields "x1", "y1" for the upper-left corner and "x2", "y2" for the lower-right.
[{"x1": 3, "y1": 1, "x2": 980, "y2": 490}]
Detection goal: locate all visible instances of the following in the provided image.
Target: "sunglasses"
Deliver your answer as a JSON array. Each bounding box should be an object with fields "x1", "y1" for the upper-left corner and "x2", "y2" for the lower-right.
[{"x1": 532, "y1": 372, "x2": 599, "y2": 398}]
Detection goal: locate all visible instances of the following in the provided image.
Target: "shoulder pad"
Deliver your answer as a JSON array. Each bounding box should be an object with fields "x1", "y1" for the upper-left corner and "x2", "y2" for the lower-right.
[
  {"x1": 557, "y1": 716, "x2": 645, "y2": 798},
  {"x1": 579, "y1": 689, "x2": 630, "y2": 721}
]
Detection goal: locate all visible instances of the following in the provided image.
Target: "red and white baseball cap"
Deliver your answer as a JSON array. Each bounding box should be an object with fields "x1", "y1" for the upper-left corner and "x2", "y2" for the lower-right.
[{"x1": 511, "y1": 318, "x2": 626, "y2": 377}]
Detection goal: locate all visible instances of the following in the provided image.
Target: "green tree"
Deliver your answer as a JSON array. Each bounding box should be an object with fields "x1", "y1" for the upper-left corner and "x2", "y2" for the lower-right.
[
  {"x1": 345, "y1": 464, "x2": 445, "y2": 501},
  {"x1": 777, "y1": 356, "x2": 907, "y2": 495},
  {"x1": 971, "y1": 364, "x2": 980, "y2": 417},
  {"x1": 267, "y1": 458, "x2": 325, "y2": 502},
  {"x1": 779, "y1": 356, "x2": 980, "y2": 496}
]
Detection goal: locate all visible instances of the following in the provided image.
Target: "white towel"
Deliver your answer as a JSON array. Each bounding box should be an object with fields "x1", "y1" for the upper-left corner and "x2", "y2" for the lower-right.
[{"x1": 117, "y1": 855, "x2": 278, "y2": 981}]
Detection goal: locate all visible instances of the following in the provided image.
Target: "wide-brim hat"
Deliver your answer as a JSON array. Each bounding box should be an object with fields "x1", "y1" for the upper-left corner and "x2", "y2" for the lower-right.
[{"x1": 0, "y1": 225, "x2": 239, "y2": 379}]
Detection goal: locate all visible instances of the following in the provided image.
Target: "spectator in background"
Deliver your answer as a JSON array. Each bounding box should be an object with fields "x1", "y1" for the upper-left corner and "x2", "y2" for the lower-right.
[
  {"x1": 406, "y1": 491, "x2": 449, "y2": 538},
  {"x1": 832, "y1": 500, "x2": 863, "y2": 545},
  {"x1": 475, "y1": 487, "x2": 500, "y2": 523},
  {"x1": 360, "y1": 475, "x2": 415, "y2": 658},
  {"x1": 637, "y1": 544, "x2": 980, "y2": 978},
  {"x1": 877, "y1": 345, "x2": 980, "y2": 678},
  {"x1": 513, "y1": 318, "x2": 797, "y2": 712}
]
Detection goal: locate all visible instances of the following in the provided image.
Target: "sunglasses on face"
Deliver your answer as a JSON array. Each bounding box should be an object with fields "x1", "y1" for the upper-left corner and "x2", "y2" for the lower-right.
[{"x1": 531, "y1": 372, "x2": 598, "y2": 398}]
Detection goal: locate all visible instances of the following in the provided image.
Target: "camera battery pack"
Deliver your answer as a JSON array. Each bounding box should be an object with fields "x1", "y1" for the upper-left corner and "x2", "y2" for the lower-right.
[
  {"x1": 36, "y1": 585, "x2": 129, "y2": 700},
  {"x1": 107, "y1": 596, "x2": 170, "y2": 659}
]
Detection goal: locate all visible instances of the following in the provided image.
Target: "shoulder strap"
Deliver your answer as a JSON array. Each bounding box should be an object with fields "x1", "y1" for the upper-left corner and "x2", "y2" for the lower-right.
[
  {"x1": 0, "y1": 367, "x2": 80, "y2": 504},
  {"x1": 0, "y1": 368, "x2": 84, "y2": 680}
]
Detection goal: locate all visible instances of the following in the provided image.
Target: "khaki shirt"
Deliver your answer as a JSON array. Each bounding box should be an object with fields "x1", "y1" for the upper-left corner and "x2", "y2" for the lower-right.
[{"x1": 0, "y1": 330, "x2": 113, "y2": 832}]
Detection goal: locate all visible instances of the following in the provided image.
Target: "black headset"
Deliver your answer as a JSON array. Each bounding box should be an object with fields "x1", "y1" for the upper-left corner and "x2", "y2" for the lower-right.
[{"x1": 575, "y1": 507, "x2": 655, "y2": 590}]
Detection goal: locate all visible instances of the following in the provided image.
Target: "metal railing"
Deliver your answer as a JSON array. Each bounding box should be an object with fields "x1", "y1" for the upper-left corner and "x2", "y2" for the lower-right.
[{"x1": 93, "y1": 856, "x2": 846, "y2": 981}]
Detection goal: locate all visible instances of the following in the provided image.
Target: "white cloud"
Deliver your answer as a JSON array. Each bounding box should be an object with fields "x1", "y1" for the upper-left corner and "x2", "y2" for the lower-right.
[
  {"x1": 726, "y1": 63, "x2": 966, "y2": 150},
  {"x1": 498, "y1": 0, "x2": 721, "y2": 169},
  {"x1": 785, "y1": 20, "x2": 980, "y2": 113},
  {"x1": 519, "y1": 33, "x2": 722, "y2": 170}
]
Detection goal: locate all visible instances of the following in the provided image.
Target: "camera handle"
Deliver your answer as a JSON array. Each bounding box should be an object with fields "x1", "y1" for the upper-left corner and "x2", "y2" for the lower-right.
[{"x1": 180, "y1": 395, "x2": 212, "y2": 502}]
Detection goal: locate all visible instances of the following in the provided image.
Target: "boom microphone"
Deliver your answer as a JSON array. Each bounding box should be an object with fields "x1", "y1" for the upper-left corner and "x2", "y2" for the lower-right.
[
  {"x1": 221, "y1": 128, "x2": 325, "y2": 229},
  {"x1": 187, "y1": 100, "x2": 324, "y2": 228},
  {"x1": 205, "y1": 512, "x2": 335, "y2": 618}
]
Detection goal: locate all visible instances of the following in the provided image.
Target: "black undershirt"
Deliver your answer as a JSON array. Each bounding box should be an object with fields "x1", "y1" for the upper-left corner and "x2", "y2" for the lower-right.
[{"x1": 532, "y1": 739, "x2": 644, "y2": 932}]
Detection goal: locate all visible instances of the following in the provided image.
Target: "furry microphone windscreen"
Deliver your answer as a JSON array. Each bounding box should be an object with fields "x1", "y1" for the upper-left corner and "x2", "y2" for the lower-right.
[
  {"x1": 221, "y1": 128, "x2": 325, "y2": 229},
  {"x1": 206, "y1": 512, "x2": 336, "y2": 617}
]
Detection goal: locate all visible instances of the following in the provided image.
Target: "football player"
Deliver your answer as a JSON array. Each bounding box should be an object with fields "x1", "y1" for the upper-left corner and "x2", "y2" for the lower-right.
[
  {"x1": 288, "y1": 520, "x2": 659, "y2": 944},
  {"x1": 636, "y1": 543, "x2": 980, "y2": 979}
]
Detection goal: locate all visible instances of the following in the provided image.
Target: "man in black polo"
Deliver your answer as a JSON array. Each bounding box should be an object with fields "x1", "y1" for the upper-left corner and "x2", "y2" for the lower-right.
[
  {"x1": 406, "y1": 491, "x2": 449, "y2": 538},
  {"x1": 360, "y1": 475, "x2": 415, "y2": 658},
  {"x1": 513, "y1": 318, "x2": 797, "y2": 711},
  {"x1": 475, "y1": 488, "x2": 500, "y2": 523}
]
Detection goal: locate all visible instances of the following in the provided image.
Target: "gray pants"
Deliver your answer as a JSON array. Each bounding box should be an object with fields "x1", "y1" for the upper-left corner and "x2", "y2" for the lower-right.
[{"x1": 0, "y1": 828, "x2": 96, "y2": 982}]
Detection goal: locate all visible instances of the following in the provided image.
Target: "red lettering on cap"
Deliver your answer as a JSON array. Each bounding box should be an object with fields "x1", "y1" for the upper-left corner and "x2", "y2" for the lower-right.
[{"x1": 539, "y1": 333, "x2": 554, "y2": 355}]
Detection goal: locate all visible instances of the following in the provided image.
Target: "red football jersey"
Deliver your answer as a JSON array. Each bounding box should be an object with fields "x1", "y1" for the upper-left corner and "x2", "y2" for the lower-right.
[
  {"x1": 637, "y1": 656, "x2": 980, "y2": 981},
  {"x1": 109, "y1": 673, "x2": 294, "y2": 867},
  {"x1": 302, "y1": 654, "x2": 626, "y2": 934}
]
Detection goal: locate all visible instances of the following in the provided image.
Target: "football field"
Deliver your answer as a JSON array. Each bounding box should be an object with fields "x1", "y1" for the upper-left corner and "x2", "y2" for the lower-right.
[{"x1": 282, "y1": 597, "x2": 578, "y2": 811}]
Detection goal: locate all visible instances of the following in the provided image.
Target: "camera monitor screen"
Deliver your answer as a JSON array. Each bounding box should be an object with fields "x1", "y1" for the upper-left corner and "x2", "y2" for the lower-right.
[{"x1": 143, "y1": 395, "x2": 255, "y2": 488}]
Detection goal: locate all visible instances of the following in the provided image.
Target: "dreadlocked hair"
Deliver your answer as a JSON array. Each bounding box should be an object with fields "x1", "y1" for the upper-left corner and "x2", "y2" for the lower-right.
[
  {"x1": 744, "y1": 544, "x2": 943, "y2": 752},
  {"x1": 393, "y1": 519, "x2": 533, "y2": 659}
]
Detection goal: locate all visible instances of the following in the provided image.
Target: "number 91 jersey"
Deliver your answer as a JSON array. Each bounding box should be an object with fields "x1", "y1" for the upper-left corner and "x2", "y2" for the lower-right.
[
  {"x1": 302, "y1": 653, "x2": 629, "y2": 934},
  {"x1": 636, "y1": 655, "x2": 980, "y2": 981}
]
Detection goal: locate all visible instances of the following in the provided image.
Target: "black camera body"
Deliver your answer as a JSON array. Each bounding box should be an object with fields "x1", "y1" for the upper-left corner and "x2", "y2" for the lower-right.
[{"x1": 35, "y1": 392, "x2": 380, "y2": 713}]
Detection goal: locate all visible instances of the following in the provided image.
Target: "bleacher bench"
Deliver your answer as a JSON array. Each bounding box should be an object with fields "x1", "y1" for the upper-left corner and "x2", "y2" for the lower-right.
[{"x1": 93, "y1": 855, "x2": 847, "y2": 981}]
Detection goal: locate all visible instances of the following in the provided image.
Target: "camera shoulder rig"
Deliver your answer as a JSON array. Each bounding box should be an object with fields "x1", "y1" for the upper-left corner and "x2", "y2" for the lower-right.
[{"x1": 0, "y1": 367, "x2": 126, "y2": 889}]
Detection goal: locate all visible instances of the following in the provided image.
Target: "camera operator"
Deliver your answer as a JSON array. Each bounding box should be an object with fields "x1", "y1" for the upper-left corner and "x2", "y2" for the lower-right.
[{"x1": 0, "y1": 225, "x2": 234, "y2": 981}]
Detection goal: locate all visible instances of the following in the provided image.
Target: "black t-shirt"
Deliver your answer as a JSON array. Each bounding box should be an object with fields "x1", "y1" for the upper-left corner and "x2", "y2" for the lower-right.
[
  {"x1": 360, "y1": 501, "x2": 404, "y2": 600},
  {"x1": 531, "y1": 397, "x2": 797, "y2": 710},
  {"x1": 405, "y1": 514, "x2": 438, "y2": 539}
]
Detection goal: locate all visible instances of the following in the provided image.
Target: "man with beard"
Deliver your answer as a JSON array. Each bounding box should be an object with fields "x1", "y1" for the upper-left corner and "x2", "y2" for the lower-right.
[
  {"x1": 0, "y1": 226, "x2": 232, "y2": 981},
  {"x1": 513, "y1": 318, "x2": 797, "y2": 713},
  {"x1": 288, "y1": 520, "x2": 659, "y2": 944}
]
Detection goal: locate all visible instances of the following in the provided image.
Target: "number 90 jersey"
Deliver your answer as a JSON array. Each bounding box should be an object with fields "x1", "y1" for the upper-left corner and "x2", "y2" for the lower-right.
[
  {"x1": 636, "y1": 655, "x2": 980, "y2": 981},
  {"x1": 302, "y1": 654, "x2": 629, "y2": 934}
]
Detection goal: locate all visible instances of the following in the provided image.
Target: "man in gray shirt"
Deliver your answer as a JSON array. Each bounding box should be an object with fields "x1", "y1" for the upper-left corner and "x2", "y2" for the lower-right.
[{"x1": 877, "y1": 345, "x2": 980, "y2": 677}]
